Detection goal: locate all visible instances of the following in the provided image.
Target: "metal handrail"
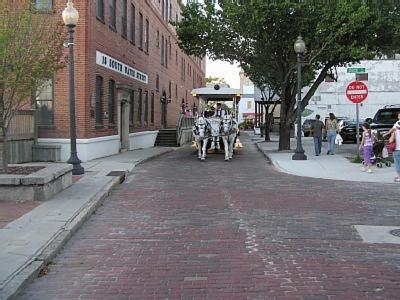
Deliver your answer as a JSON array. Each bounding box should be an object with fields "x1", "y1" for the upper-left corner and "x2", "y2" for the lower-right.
[{"x1": 176, "y1": 114, "x2": 195, "y2": 145}]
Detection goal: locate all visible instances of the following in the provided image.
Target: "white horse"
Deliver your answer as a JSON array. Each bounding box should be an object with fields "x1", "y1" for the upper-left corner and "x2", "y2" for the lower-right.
[
  {"x1": 208, "y1": 117, "x2": 223, "y2": 150},
  {"x1": 221, "y1": 114, "x2": 237, "y2": 161},
  {"x1": 192, "y1": 116, "x2": 210, "y2": 160}
]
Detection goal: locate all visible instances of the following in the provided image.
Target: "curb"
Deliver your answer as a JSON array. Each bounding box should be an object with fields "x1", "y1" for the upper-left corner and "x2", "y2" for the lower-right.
[
  {"x1": 1, "y1": 176, "x2": 121, "y2": 300},
  {"x1": 1, "y1": 148, "x2": 174, "y2": 300}
]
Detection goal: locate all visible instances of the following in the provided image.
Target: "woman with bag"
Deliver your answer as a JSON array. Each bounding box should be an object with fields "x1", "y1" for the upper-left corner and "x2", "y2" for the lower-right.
[
  {"x1": 359, "y1": 123, "x2": 374, "y2": 173},
  {"x1": 326, "y1": 113, "x2": 338, "y2": 155},
  {"x1": 384, "y1": 113, "x2": 400, "y2": 182}
]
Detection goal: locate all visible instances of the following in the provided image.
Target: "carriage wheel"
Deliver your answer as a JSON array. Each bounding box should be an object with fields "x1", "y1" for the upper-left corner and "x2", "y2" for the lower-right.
[{"x1": 377, "y1": 163, "x2": 383, "y2": 168}]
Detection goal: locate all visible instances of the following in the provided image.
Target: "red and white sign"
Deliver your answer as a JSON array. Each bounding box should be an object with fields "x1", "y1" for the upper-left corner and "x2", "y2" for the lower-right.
[{"x1": 346, "y1": 81, "x2": 368, "y2": 103}]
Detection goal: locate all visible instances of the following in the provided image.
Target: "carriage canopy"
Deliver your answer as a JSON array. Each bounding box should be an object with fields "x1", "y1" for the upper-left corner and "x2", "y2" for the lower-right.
[{"x1": 191, "y1": 86, "x2": 241, "y2": 118}]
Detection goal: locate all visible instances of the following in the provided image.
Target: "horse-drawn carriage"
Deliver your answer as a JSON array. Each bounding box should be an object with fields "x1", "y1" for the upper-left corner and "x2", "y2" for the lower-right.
[{"x1": 191, "y1": 85, "x2": 242, "y2": 161}]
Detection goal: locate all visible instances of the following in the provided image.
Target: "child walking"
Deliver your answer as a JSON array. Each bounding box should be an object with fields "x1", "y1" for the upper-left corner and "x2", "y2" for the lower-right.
[{"x1": 360, "y1": 122, "x2": 374, "y2": 173}]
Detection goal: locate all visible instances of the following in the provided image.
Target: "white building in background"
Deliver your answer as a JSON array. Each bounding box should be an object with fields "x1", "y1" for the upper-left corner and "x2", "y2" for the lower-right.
[
  {"x1": 237, "y1": 71, "x2": 256, "y2": 123},
  {"x1": 306, "y1": 59, "x2": 400, "y2": 121}
]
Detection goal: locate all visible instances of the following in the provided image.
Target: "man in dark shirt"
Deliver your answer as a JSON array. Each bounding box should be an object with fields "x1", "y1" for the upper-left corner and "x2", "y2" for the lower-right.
[{"x1": 311, "y1": 114, "x2": 324, "y2": 156}]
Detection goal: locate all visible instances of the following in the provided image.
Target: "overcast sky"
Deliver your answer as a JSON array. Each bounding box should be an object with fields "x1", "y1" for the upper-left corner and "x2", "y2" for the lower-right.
[{"x1": 205, "y1": 57, "x2": 241, "y2": 89}]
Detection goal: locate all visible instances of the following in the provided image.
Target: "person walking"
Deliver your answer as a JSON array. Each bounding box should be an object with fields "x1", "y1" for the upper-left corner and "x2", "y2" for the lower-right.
[
  {"x1": 326, "y1": 113, "x2": 338, "y2": 155},
  {"x1": 384, "y1": 113, "x2": 400, "y2": 182},
  {"x1": 311, "y1": 114, "x2": 324, "y2": 156},
  {"x1": 359, "y1": 122, "x2": 374, "y2": 173}
]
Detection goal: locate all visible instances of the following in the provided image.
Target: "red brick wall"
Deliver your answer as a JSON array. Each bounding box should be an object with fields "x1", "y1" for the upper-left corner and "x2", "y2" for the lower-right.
[{"x1": 39, "y1": 0, "x2": 205, "y2": 139}]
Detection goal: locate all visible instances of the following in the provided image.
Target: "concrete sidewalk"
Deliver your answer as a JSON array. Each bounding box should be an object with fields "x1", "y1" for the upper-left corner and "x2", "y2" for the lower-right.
[
  {"x1": 0, "y1": 146, "x2": 174, "y2": 300},
  {"x1": 254, "y1": 134, "x2": 398, "y2": 184}
]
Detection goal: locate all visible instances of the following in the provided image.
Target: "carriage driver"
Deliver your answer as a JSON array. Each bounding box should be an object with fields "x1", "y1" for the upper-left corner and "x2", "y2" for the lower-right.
[{"x1": 213, "y1": 103, "x2": 226, "y2": 118}]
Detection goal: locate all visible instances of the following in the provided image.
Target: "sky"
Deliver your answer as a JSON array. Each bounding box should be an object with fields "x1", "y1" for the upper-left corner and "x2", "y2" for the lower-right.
[{"x1": 205, "y1": 57, "x2": 241, "y2": 89}]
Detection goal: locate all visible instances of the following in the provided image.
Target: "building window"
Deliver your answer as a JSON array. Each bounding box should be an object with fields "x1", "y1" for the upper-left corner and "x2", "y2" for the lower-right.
[
  {"x1": 175, "y1": 84, "x2": 177, "y2": 98},
  {"x1": 138, "y1": 13, "x2": 143, "y2": 49},
  {"x1": 96, "y1": 0, "x2": 104, "y2": 21},
  {"x1": 247, "y1": 101, "x2": 252, "y2": 109},
  {"x1": 108, "y1": 79, "x2": 115, "y2": 124},
  {"x1": 151, "y1": 92, "x2": 154, "y2": 123},
  {"x1": 109, "y1": 0, "x2": 116, "y2": 30},
  {"x1": 121, "y1": 0, "x2": 127, "y2": 38},
  {"x1": 34, "y1": 0, "x2": 53, "y2": 11},
  {"x1": 144, "y1": 91, "x2": 149, "y2": 123},
  {"x1": 156, "y1": 30, "x2": 160, "y2": 48},
  {"x1": 161, "y1": 0, "x2": 165, "y2": 19},
  {"x1": 130, "y1": 4, "x2": 135, "y2": 44},
  {"x1": 165, "y1": 39, "x2": 168, "y2": 68},
  {"x1": 156, "y1": 74, "x2": 159, "y2": 92},
  {"x1": 95, "y1": 75, "x2": 103, "y2": 125},
  {"x1": 144, "y1": 19, "x2": 149, "y2": 53},
  {"x1": 36, "y1": 79, "x2": 54, "y2": 126},
  {"x1": 130, "y1": 90, "x2": 134, "y2": 125},
  {"x1": 138, "y1": 89, "x2": 142, "y2": 124},
  {"x1": 168, "y1": 81, "x2": 172, "y2": 100},
  {"x1": 161, "y1": 35, "x2": 164, "y2": 65},
  {"x1": 175, "y1": 50, "x2": 178, "y2": 64},
  {"x1": 169, "y1": 3, "x2": 172, "y2": 21}
]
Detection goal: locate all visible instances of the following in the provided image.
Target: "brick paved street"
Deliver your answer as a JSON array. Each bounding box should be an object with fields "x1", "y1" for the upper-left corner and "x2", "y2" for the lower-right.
[{"x1": 18, "y1": 134, "x2": 400, "y2": 299}]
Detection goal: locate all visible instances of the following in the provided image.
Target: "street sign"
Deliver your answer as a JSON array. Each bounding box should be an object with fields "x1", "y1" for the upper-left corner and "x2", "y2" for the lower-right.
[
  {"x1": 346, "y1": 81, "x2": 368, "y2": 103},
  {"x1": 347, "y1": 67, "x2": 366, "y2": 74}
]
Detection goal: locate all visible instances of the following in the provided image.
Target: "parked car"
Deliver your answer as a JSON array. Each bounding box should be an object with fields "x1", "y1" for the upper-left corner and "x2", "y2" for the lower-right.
[
  {"x1": 370, "y1": 105, "x2": 400, "y2": 136},
  {"x1": 338, "y1": 120, "x2": 363, "y2": 143},
  {"x1": 302, "y1": 119, "x2": 316, "y2": 137}
]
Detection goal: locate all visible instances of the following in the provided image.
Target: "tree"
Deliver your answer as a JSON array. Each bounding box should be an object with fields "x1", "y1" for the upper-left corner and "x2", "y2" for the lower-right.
[
  {"x1": 0, "y1": 0, "x2": 66, "y2": 172},
  {"x1": 176, "y1": 0, "x2": 400, "y2": 150},
  {"x1": 205, "y1": 76, "x2": 229, "y2": 87}
]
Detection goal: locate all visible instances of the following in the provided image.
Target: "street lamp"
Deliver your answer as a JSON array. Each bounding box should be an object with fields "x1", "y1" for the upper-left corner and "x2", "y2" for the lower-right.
[
  {"x1": 292, "y1": 35, "x2": 307, "y2": 160},
  {"x1": 62, "y1": 0, "x2": 84, "y2": 174}
]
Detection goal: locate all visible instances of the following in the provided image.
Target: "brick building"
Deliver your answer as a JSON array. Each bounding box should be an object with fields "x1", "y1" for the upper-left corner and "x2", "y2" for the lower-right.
[{"x1": 35, "y1": 0, "x2": 205, "y2": 161}]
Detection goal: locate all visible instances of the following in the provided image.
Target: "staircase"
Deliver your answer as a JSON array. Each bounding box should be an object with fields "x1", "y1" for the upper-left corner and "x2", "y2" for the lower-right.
[{"x1": 155, "y1": 129, "x2": 178, "y2": 147}]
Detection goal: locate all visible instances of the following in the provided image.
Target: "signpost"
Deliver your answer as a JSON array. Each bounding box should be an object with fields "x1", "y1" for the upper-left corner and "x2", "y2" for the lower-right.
[{"x1": 346, "y1": 81, "x2": 368, "y2": 158}]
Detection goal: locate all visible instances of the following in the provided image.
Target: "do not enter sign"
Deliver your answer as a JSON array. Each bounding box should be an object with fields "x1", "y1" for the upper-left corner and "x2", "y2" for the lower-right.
[{"x1": 346, "y1": 81, "x2": 368, "y2": 103}]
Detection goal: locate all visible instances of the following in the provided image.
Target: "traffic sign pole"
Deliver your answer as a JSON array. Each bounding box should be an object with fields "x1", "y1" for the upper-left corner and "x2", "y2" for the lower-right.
[{"x1": 356, "y1": 103, "x2": 360, "y2": 158}]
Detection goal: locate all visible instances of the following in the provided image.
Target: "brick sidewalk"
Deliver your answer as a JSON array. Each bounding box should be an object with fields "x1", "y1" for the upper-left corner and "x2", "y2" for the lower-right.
[
  {"x1": 17, "y1": 135, "x2": 400, "y2": 299},
  {"x1": 0, "y1": 202, "x2": 39, "y2": 229}
]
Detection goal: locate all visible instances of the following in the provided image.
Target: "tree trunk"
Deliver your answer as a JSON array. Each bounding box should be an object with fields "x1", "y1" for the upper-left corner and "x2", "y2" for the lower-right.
[
  {"x1": 278, "y1": 97, "x2": 295, "y2": 150},
  {"x1": 1, "y1": 129, "x2": 8, "y2": 173},
  {"x1": 264, "y1": 114, "x2": 272, "y2": 142}
]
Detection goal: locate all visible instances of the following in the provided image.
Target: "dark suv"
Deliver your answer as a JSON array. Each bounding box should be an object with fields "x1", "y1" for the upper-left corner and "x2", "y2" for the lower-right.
[{"x1": 371, "y1": 105, "x2": 400, "y2": 136}]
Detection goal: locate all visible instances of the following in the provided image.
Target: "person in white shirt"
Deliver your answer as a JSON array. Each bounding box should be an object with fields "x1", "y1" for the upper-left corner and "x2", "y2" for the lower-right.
[
  {"x1": 384, "y1": 113, "x2": 400, "y2": 182},
  {"x1": 213, "y1": 103, "x2": 226, "y2": 118}
]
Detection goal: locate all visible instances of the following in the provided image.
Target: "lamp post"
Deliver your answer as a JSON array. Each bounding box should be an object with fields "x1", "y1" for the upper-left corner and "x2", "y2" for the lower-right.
[
  {"x1": 62, "y1": 0, "x2": 84, "y2": 174},
  {"x1": 292, "y1": 35, "x2": 307, "y2": 160}
]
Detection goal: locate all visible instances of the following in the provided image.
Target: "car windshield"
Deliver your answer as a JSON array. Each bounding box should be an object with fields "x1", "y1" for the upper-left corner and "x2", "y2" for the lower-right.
[{"x1": 374, "y1": 109, "x2": 400, "y2": 124}]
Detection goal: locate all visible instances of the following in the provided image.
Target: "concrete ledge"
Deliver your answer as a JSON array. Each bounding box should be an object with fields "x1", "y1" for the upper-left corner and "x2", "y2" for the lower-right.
[{"x1": 0, "y1": 164, "x2": 73, "y2": 202}]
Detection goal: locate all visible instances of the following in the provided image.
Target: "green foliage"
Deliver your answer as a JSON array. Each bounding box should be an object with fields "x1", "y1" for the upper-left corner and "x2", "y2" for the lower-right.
[
  {"x1": 176, "y1": 0, "x2": 400, "y2": 149},
  {"x1": 0, "y1": 0, "x2": 66, "y2": 171}
]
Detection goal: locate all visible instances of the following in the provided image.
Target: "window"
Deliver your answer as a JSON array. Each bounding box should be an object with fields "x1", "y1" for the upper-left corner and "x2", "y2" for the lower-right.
[
  {"x1": 164, "y1": 39, "x2": 168, "y2": 65},
  {"x1": 138, "y1": 89, "x2": 142, "y2": 124},
  {"x1": 36, "y1": 79, "x2": 54, "y2": 126},
  {"x1": 156, "y1": 30, "x2": 160, "y2": 48},
  {"x1": 138, "y1": 13, "x2": 143, "y2": 49},
  {"x1": 95, "y1": 76, "x2": 104, "y2": 125},
  {"x1": 34, "y1": 0, "x2": 53, "y2": 11},
  {"x1": 175, "y1": 50, "x2": 178, "y2": 64},
  {"x1": 130, "y1": 4, "x2": 135, "y2": 43},
  {"x1": 161, "y1": 0, "x2": 165, "y2": 19},
  {"x1": 161, "y1": 35, "x2": 164, "y2": 65},
  {"x1": 168, "y1": 81, "x2": 172, "y2": 99},
  {"x1": 246, "y1": 101, "x2": 252, "y2": 109},
  {"x1": 96, "y1": 0, "x2": 104, "y2": 21},
  {"x1": 144, "y1": 19, "x2": 149, "y2": 53},
  {"x1": 175, "y1": 84, "x2": 177, "y2": 98},
  {"x1": 130, "y1": 91, "x2": 135, "y2": 125},
  {"x1": 168, "y1": 37, "x2": 171, "y2": 59},
  {"x1": 121, "y1": 0, "x2": 127, "y2": 38},
  {"x1": 151, "y1": 92, "x2": 154, "y2": 123},
  {"x1": 109, "y1": 0, "x2": 116, "y2": 30},
  {"x1": 169, "y1": 3, "x2": 172, "y2": 21},
  {"x1": 108, "y1": 79, "x2": 115, "y2": 124},
  {"x1": 144, "y1": 91, "x2": 149, "y2": 123},
  {"x1": 156, "y1": 74, "x2": 159, "y2": 92}
]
